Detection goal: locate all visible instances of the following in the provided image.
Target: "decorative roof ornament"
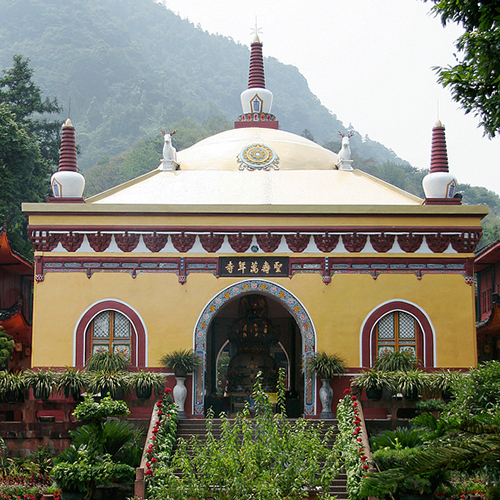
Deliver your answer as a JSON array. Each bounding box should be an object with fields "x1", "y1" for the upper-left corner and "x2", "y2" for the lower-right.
[
  {"x1": 237, "y1": 143, "x2": 280, "y2": 171},
  {"x1": 336, "y1": 131, "x2": 354, "y2": 171},
  {"x1": 49, "y1": 119, "x2": 85, "y2": 201},
  {"x1": 159, "y1": 129, "x2": 179, "y2": 171},
  {"x1": 235, "y1": 28, "x2": 278, "y2": 130},
  {"x1": 422, "y1": 121, "x2": 461, "y2": 205}
]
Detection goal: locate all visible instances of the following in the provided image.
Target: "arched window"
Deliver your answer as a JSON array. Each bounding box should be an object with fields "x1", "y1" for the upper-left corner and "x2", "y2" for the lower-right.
[
  {"x1": 376, "y1": 312, "x2": 418, "y2": 359},
  {"x1": 75, "y1": 300, "x2": 147, "y2": 368},
  {"x1": 88, "y1": 310, "x2": 132, "y2": 361},
  {"x1": 360, "y1": 300, "x2": 435, "y2": 368}
]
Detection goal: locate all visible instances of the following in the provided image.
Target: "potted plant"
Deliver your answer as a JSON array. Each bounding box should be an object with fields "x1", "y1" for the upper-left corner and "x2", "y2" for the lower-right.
[
  {"x1": 0, "y1": 370, "x2": 26, "y2": 403},
  {"x1": 25, "y1": 368, "x2": 58, "y2": 401},
  {"x1": 85, "y1": 352, "x2": 128, "y2": 372},
  {"x1": 308, "y1": 351, "x2": 346, "y2": 418},
  {"x1": 429, "y1": 369, "x2": 460, "y2": 400},
  {"x1": 160, "y1": 349, "x2": 201, "y2": 377},
  {"x1": 374, "y1": 350, "x2": 418, "y2": 372},
  {"x1": 127, "y1": 370, "x2": 164, "y2": 400},
  {"x1": 352, "y1": 369, "x2": 385, "y2": 400},
  {"x1": 393, "y1": 369, "x2": 428, "y2": 400},
  {"x1": 160, "y1": 349, "x2": 201, "y2": 419},
  {"x1": 87, "y1": 370, "x2": 128, "y2": 400},
  {"x1": 56, "y1": 367, "x2": 89, "y2": 400}
]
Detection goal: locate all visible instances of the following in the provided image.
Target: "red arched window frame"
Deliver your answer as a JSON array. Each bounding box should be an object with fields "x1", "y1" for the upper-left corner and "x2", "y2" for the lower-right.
[
  {"x1": 360, "y1": 301, "x2": 434, "y2": 368},
  {"x1": 75, "y1": 300, "x2": 147, "y2": 368}
]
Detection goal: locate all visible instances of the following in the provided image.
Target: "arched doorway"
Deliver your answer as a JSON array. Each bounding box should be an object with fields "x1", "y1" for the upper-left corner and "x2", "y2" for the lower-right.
[{"x1": 192, "y1": 280, "x2": 317, "y2": 416}]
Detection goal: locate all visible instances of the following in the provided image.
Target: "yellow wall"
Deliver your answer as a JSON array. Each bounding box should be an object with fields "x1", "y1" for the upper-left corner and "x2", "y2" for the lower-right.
[{"x1": 32, "y1": 266, "x2": 477, "y2": 369}]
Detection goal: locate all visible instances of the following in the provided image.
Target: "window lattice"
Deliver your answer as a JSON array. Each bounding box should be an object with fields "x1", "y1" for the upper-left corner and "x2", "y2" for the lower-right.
[
  {"x1": 377, "y1": 314, "x2": 395, "y2": 339},
  {"x1": 92, "y1": 311, "x2": 110, "y2": 338},
  {"x1": 113, "y1": 313, "x2": 131, "y2": 338},
  {"x1": 398, "y1": 312, "x2": 415, "y2": 339},
  {"x1": 89, "y1": 310, "x2": 132, "y2": 363},
  {"x1": 375, "y1": 311, "x2": 417, "y2": 364}
]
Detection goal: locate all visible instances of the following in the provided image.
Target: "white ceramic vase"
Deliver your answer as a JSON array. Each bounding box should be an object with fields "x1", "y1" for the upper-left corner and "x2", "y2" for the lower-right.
[
  {"x1": 319, "y1": 378, "x2": 334, "y2": 419},
  {"x1": 173, "y1": 376, "x2": 188, "y2": 419}
]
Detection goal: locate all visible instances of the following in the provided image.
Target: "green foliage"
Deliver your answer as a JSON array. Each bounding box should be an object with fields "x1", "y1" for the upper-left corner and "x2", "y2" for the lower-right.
[
  {"x1": 60, "y1": 419, "x2": 143, "y2": 467},
  {"x1": 0, "y1": 55, "x2": 61, "y2": 257},
  {"x1": 85, "y1": 351, "x2": 129, "y2": 372},
  {"x1": 0, "y1": 327, "x2": 14, "y2": 365},
  {"x1": 144, "y1": 389, "x2": 178, "y2": 482},
  {"x1": 445, "y1": 360, "x2": 500, "y2": 419},
  {"x1": 0, "y1": 370, "x2": 27, "y2": 400},
  {"x1": 0, "y1": 482, "x2": 62, "y2": 500},
  {"x1": 86, "y1": 370, "x2": 128, "y2": 399},
  {"x1": 374, "y1": 350, "x2": 418, "y2": 372},
  {"x1": 425, "y1": 0, "x2": 500, "y2": 137},
  {"x1": 334, "y1": 391, "x2": 370, "y2": 500},
  {"x1": 352, "y1": 369, "x2": 385, "y2": 392},
  {"x1": 53, "y1": 395, "x2": 134, "y2": 499},
  {"x1": 149, "y1": 373, "x2": 339, "y2": 500},
  {"x1": 0, "y1": 0, "x2": 406, "y2": 180},
  {"x1": 308, "y1": 351, "x2": 346, "y2": 379},
  {"x1": 370, "y1": 427, "x2": 423, "y2": 451},
  {"x1": 126, "y1": 370, "x2": 164, "y2": 396},
  {"x1": 72, "y1": 393, "x2": 129, "y2": 423},
  {"x1": 416, "y1": 398, "x2": 447, "y2": 413},
  {"x1": 160, "y1": 348, "x2": 201, "y2": 375},
  {"x1": 24, "y1": 368, "x2": 58, "y2": 401},
  {"x1": 360, "y1": 363, "x2": 500, "y2": 497},
  {"x1": 51, "y1": 449, "x2": 134, "y2": 497},
  {"x1": 56, "y1": 367, "x2": 89, "y2": 398}
]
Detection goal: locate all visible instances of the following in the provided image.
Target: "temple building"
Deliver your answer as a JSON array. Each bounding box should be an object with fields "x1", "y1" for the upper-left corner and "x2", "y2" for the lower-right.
[{"x1": 23, "y1": 36, "x2": 487, "y2": 417}]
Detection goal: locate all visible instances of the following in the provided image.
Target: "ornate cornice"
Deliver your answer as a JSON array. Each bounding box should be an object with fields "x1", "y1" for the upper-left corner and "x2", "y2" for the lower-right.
[
  {"x1": 27, "y1": 226, "x2": 482, "y2": 256},
  {"x1": 33, "y1": 254, "x2": 474, "y2": 286}
]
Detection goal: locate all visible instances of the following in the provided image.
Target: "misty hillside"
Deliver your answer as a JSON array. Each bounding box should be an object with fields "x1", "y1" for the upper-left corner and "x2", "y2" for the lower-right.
[{"x1": 0, "y1": 0, "x2": 402, "y2": 170}]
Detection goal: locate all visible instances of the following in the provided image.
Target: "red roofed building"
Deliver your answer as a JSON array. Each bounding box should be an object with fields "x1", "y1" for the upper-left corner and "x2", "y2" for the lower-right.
[
  {"x1": 0, "y1": 228, "x2": 33, "y2": 371},
  {"x1": 475, "y1": 240, "x2": 500, "y2": 362}
]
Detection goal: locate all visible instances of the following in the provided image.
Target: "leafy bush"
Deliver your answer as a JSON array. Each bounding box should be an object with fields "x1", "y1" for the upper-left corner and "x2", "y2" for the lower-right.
[
  {"x1": 0, "y1": 326, "x2": 14, "y2": 365},
  {"x1": 416, "y1": 398, "x2": 447, "y2": 414},
  {"x1": 370, "y1": 427, "x2": 422, "y2": 451},
  {"x1": 52, "y1": 394, "x2": 134, "y2": 499},
  {"x1": 51, "y1": 450, "x2": 134, "y2": 494},
  {"x1": 149, "y1": 371, "x2": 340, "y2": 500},
  {"x1": 446, "y1": 361, "x2": 500, "y2": 419}
]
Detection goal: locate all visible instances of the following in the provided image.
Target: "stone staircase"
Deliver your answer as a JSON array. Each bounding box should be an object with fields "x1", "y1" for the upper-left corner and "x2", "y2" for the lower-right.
[{"x1": 174, "y1": 418, "x2": 348, "y2": 499}]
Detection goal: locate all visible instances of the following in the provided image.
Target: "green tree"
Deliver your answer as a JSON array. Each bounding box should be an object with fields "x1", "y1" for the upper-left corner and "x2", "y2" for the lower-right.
[
  {"x1": 0, "y1": 56, "x2": 61, "y2": 258},
  {"x1": 425, "y1": 0, "x2": 500, "y2": 137},
  {"x1": 0, "y1": 327, "x2": 14, "y2": 365},
  {"x1": 360, "y1": 361, "x2": 500, "y2": 498}
]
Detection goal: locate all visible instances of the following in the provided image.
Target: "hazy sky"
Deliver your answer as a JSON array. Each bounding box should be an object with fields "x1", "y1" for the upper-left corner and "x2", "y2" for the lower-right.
[{"x1": 164, "y1": 0, "x2": 500, "y2": 196}]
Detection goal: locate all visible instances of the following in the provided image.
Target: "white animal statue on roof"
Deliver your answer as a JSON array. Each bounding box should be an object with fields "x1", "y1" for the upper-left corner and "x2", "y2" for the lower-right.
[
  {"x1": 160, "y1": 129, "x2": 179, "y2": 171},
  {"x1": 336, "y1": 131, "x2": 354, "y2": 171}
]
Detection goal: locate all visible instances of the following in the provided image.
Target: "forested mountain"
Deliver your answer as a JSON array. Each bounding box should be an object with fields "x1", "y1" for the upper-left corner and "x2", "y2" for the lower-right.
[
  {"x1": 1, "y1": 0, "x2": 499, "y2": 251},
  {"x1": 0, "y1": 0, "x2": 402, "y2": 171}
]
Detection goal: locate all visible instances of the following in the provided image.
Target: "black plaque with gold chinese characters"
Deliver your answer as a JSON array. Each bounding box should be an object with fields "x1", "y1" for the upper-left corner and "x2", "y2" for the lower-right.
[{"x1": 219, "y1": 257, "x2": 289, "y2": 277}]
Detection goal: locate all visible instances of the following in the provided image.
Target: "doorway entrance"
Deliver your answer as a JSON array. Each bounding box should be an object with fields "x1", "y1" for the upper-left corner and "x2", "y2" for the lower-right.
[{"x1": 192, "y1": 280, "x2": 317, "y2": 416}]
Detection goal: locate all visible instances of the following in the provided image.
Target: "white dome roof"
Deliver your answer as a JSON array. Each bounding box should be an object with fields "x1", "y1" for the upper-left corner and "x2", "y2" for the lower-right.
[{"x1": 176, "y1": 127, "x2": 339, "y2": 171}]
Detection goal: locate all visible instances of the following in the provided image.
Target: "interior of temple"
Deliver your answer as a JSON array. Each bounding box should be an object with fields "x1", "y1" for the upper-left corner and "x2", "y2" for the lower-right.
[{"x1": 205, "y1": 294, "x2": 303, "y2": 417}]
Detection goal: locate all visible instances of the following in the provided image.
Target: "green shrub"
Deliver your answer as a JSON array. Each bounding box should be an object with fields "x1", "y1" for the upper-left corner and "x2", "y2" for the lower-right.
[
  {"x1": 149, "y1": 371, "x2": 340, "y2": 500},
  {"x1": 370, "y1": 427, "x2": 422, "y2": 451}
]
